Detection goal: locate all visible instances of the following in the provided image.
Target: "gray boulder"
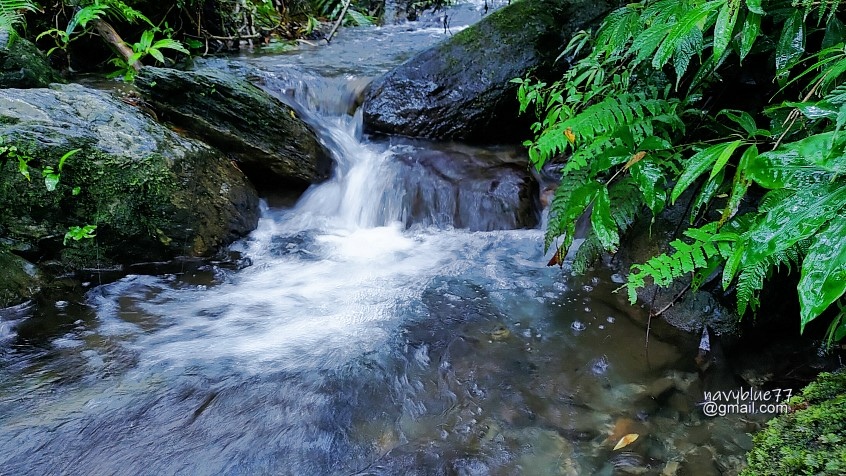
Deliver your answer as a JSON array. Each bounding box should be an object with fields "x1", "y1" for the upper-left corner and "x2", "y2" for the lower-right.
[
  {"x1": 136, "y1": 67, "x2": 333, "y2": 188},
  {"x1": 362, "y1": 0, "x2": 615, "y2": 142},
  {"x1": 0, "y1": 84, "x2": 259, "y2": 270}
]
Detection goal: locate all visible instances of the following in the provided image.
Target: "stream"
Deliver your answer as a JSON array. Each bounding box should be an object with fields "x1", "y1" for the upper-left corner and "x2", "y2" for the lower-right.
[{"x1": 0, "y1": 4, "x2": 771, "y2": 475}]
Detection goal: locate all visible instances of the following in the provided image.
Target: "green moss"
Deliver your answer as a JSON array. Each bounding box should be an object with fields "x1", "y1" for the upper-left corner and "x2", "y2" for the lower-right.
[{"x1": 743, "y1": 372, "x2": 846, "y2": 475}]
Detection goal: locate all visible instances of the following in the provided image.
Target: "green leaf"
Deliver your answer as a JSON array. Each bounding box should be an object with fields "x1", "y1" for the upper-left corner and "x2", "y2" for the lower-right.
[
  {"x1": 710, "y1": 139, "x2": 742, "y2": 179},
  {"x1": 775, "y1": 11, "x2": 805, "y2": 79},
  {"x1": 672, "y1": 140, "x2": 741, "y2": 203},
  {"x1": 152, "y1": 38, "x2": 190, "y2": 54},
  {"x1": 631, "y1": 156, "x2": 667, "y2": 213},
  {"x1": 739, "y1": 12, "x2": 761, "y2": 62},
  {"x1": 748, "y1": 132, "x2": 846, "y2": 189},
  {"x1": 139, "y1": 29, "x2": 154, "y2": 50},
  {"x1": 58, "y1": 148, "x2": 81, "y2": 172},
  {"x1": 741, "y1": 181, "x2": 846, "y2": 273},
  {"x1": 591, "y1": 185, "x2": 620, "y2": 252},
  {"x1": 44, "y1": 173, "x2": 59, "y2": 192},
  {"x1": 713, "y1": 0, "x2": 739, "y2": 63},
  {"x1": 17, "y1": 157, "x2": 30, "y2": 181},
  {"x1": 822, "y1": 18, "x2": 846, "y2": 51},
  {"x1": 719, "y1": 109, "x2": 757, "y2": 136},
  {"x1": 721, "y1": 145, "x2": 755, "y2": 224},
  {"x1": 653, "y1": 1, "x2": 723, "y2": 70},
  {"x1": 798, "y1": 213, "x2": 846, "y2": 332},
  {"x1": 745, "y1": 0, "x2": 764, "y2": 14},
  {"x1": 148, "y1": 48, "x2": 165, "y2": 63},
  {"x1": 72, "y1": 186, "x2": 81, "y2": 196}
]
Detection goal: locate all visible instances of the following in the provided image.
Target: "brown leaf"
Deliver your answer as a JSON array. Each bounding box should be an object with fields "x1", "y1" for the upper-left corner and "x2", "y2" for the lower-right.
[
  {"x1": 613, "y1": 433, "x2": 639, "y2": 451},
  {"x1": 624, "y1": 151, "x2": 647, "y2": 170},
  {"x1": 547, "y1": 248, "x2": 563, "y2": 267}
]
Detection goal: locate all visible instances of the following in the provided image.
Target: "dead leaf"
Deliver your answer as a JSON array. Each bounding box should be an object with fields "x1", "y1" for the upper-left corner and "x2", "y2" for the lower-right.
[
  {"x1": 613, "y1": 433, "x2": 639, "y2": 451},
  {"x1": 547, "y1": 248, "x2": 564, "y2": 267},
  {"x1": 624, "y1": 151, "x2": 646, "y2": 170},
  {"x1": 564, "y1": 127, "x2": 576, "y2": 144}
]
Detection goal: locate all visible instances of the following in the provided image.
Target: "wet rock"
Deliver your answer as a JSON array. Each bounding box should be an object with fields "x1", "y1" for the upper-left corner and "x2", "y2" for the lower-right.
[
  {"x1": 362, "y1": 0, "x2": 617, "y2": 143},
  {"x1": 393, "y1": 147, "x2": 539, "y2": 230},
  {"x1": 0, "y1": 33, "x2": 62, "y2": 89},
  {"x1": 136, "y1": 67, "x2": 333, "y2": 188},
  {"x1": 0, "y1": 248, "x2": 39, "y2": 307},
  {"x1": 0, "y1": 84, "x2": 259, "y2": 269},
  {"x1": 614, "y1": 192, "x2": 738, "y2": 336}
]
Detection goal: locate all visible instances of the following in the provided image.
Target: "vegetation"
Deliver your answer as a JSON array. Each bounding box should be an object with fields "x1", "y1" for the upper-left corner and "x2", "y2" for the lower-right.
[
  {"x1": 516, "y1": 0, "x2": 846, "y2": 344},
  {"x1": 743, "y1": 371, "x2": 846, "y2": 475}
]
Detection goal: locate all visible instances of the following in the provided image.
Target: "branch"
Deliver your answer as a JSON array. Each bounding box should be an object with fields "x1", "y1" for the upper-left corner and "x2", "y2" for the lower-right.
[
  {"x1": 326, "y1": 0, "x2": 352, "y2": 43},
  {"x1": 92, "y1": 19, "x2": 139, "y2": 71}
]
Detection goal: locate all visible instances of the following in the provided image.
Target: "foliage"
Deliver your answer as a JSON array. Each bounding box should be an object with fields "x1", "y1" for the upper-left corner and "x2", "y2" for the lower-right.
[
  {"x1": 1, "y1": 138, "x2": 95, "y2": 246},
  {"x1": 36, "y1": 0, "x2": 187, "y2": 79},
  {"x1": 517, "y1": 0, "x2": 846, "y2": 342},
  {"x1": 742, "y1": 371, "x2": 846, "y2": 475},
  {"x1": 108, "y1": 29, "x2": 189, "y2": 81},
  {"x1": 0, "y1": 0, "x2": 37, "y2": 36}
]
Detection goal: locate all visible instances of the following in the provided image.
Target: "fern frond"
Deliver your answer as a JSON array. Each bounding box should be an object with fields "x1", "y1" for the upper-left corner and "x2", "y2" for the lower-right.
[
  {"x1": 545, "y1": 167, "x2": 590, "y2": 250},
  {"x1": 735, "y1": 240, "x2": 808, "y2": 315},
  {"x1": 0, "y1": 0, "x2": 37, "y2": 34},
  {"x1": 626, "y1": 222, "x2": 736, "y2": 303},
  {"x1": 573, "y1": 232, "x2": 603, "y2": 274}
]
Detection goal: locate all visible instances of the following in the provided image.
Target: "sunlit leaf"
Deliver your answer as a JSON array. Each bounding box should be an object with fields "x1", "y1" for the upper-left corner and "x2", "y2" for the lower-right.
[{"x1": 613, "y1": 433, "x2": 640, "y2": 450}]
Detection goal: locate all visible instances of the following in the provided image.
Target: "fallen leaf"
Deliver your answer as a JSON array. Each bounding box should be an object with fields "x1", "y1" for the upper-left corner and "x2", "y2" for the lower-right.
[{"x1": 613, "y1": 433, "x2": 639, "y2": 450}]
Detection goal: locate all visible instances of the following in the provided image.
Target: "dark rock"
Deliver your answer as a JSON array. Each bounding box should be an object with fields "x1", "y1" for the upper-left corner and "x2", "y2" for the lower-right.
[
  {"x1": 135, "y1": 67, "x2": 333, "y2": 188},
  {"x1": 0, "y1": 33, "x2": 62, "y2": 89},
  {"x1": 0, "y1": 248, "x2": 39, "y2": 307},
  {"x1": 362, "y1": 0, "x2": 615, "y2": 142},
  {"x1": 613, "y1": 192, "x2": 738, "y2": 336},
  {"x1": 393, "y1": 146, "x2": 539, "y2": 230},
  {"x1": 0, "y1": 84, "x2": 259, "y2": 269}
]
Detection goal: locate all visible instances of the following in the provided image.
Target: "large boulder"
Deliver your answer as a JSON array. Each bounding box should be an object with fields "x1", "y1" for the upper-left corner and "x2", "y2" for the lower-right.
[
  {"x1": 135, "y1": 67, "x2": 333, "y2": 188},
  {"x1": 0, "y1": 32, "x2": 62, "y2": 89},
  {"x1": 392, "y1": 147, "x2": 539, "y2": 230},
  {"x1": 0, "y1": 84, "x2": 259, "y2": 269},
  {"x1": 361, "y1": 0, "x2": 615, "y2": 142}
]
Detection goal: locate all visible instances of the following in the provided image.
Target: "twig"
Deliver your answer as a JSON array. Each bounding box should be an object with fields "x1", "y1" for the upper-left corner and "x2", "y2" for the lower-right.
[
  {"x1": 326, "y1": 0, "x2": 353, "y2": 44},
  {"x1": 651, "y1": 282, "x2": 692, "y2": 318}
]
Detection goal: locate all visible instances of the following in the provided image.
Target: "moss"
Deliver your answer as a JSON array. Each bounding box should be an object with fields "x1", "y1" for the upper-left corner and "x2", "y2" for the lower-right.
[
  {"x1": 743, "y1": 372, "x2": 846, "y2": 475},
  {"x1": 0, "y1": 247, "x2": 40, "y2": 307}
]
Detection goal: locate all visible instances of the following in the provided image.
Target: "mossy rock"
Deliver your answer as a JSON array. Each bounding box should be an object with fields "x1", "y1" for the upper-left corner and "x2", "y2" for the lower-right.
[
  {"x1": 743, "y1": 371, "x2": 846, "y2": 475},
  {"x1": 362, "y1": 0, "x2": 617, "y2": 143},
  {"x1": 0, "y1": 33, "x2": 63, "y2": 89},
  {"x1": 0, "y1": 247, "x2": 40, "y2": 307},
  {"x1": 136, "y1": 67, "x2": 333, "y2": 189},
  {"x1": 0, "y1": 84, "x2": 259, "y2": 269}
]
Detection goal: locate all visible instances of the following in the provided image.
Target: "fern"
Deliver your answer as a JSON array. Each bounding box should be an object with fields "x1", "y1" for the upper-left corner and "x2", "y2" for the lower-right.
[
  {"x1": 626, "y1": 222, "x2": 735, "y2": 303},
  {"x1": 571, "y1": 178, "x2": 644, "y2": 272},
  {"x1": 735, "y1": 241, "x2": 807, "y2": 316},
  {"x1": 0, "y1": 0, "x2": 37, "y2": 36}
]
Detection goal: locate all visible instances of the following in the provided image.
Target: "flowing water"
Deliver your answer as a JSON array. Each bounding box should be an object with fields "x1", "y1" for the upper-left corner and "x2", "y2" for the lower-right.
[{"x1": 1, "y1": 5, "x2": 771, "y2": 475}]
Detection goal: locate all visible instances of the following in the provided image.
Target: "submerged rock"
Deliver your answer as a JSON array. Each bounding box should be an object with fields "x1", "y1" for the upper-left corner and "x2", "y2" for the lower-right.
[
  {"x1": 362, "y1": 0, "x2": 615, "y2": 142},
  {"x1": 136, "y1": 67, "x2": 333, "y2": 188},
  {"x1": 0, "y1": 84, "x2": 259, "y2": 270},
  {"x1": 393, "y1": 146, "x2": 539, "y2": 230},
  {"x1": 0, "y1": 33, "x2": 62, "y2": 89}
]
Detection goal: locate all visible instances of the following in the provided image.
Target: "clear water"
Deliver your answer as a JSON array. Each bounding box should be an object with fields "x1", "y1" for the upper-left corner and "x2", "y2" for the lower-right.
[{"x1": 0, "y1": 5, "x2": 765, "y2": 475}]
